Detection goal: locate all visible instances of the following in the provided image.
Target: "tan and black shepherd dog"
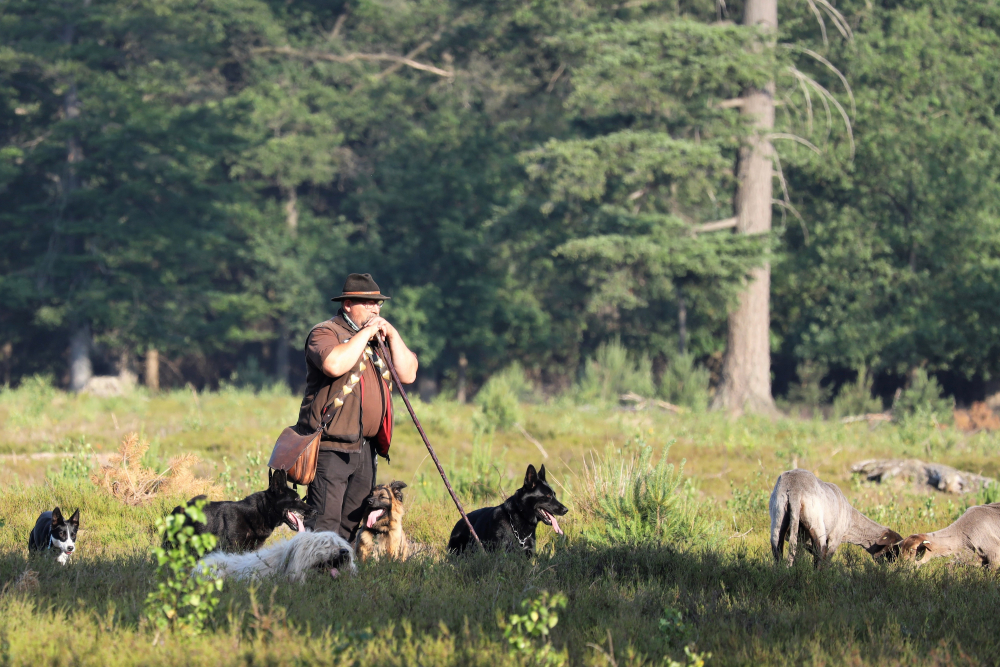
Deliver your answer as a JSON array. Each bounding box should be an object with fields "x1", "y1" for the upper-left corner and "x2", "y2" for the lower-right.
[{"x1": 355, "y1": 481, "x2": 410, "y2": 561}]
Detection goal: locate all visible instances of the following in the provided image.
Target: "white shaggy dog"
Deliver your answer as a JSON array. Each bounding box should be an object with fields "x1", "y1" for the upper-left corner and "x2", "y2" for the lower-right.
[{"x1": 197, "y1": 515, "x2": 356, "y2": 582}]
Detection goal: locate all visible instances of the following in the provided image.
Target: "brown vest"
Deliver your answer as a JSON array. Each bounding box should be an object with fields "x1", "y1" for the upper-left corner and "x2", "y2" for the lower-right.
[{"x1": 297, "y1": 315, "x2": 393, "y2": 454}]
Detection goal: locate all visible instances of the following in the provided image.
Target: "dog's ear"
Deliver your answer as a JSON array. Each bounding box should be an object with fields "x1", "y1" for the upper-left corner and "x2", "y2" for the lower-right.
[
  {"x1": 270, "y1": 468, "x2": 287, "y2": 490},
  {"x1": 390, "y1": 480, "x2": 407, "y2": 502},
  {"x1": 538, "y1": 465, "x2": 547, "y2": 482},
  {"x1": 524, "y1": 465, "x2": 538, "y2": 487},
  {"x1": 68, "y1": 509, "x2": 80, "y2": 527},
  {"x1": 51, "y1": 507, "x2": 63, "y2": 525}
]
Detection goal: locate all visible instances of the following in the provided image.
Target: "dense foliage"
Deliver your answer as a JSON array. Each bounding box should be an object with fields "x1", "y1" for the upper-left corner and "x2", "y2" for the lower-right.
[{"x1": 2, "y1": 0, "x2": 999, "y2": 400}]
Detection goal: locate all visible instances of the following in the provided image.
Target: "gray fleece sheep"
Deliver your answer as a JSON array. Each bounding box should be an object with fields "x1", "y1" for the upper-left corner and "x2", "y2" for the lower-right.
[
  {"x1": 900, "y1": 502, "x2": 1000, "y2": 568},
  {"x1": 770, "y1": 469, "x2": 902, "y2": 566}
]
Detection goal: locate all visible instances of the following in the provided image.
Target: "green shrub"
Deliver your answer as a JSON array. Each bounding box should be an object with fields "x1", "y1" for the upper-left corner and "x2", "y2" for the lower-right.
[
  {"x1": 0, "y1": 373, "x2": 57, "y2": 427},
  {"x1": 577, "y1": 339, "x2": 655, "y2": 404},
  {"x1": 658, "y1": 353, "x2": 711, "y2": 411},
  {"x1": 832, "y1": 367, "x2": 883, "y2": 418},
  {"x1": 499, "y1": 591, "x2": 568, "y2": 667},
  {"x1": 474, "y1": 363, "x2": 533, "y2": 433},
  {"x1": 145, "y1": 499, "x2": 223, "y2": 636},
  {"x1": 894, "y1": 368, "x2": 954, "y2": 425},
  {"x1": 785, "y1": 361, "x2": 831, "y2": 411},
  {"x1": 578, "y1": 438, "x2": 720, "y2": 547},
  {"x1": 48, "y1": 437, "x2": 96, "y2": 483}
]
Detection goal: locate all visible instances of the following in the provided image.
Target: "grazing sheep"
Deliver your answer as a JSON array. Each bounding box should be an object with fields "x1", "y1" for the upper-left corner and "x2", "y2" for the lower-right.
[
  {"x1": 770, "y1": 469, "x2": 902, "y2": 566},
  {"x1": 900, "y1": 503, "x2": 1000, "y2": 569}
]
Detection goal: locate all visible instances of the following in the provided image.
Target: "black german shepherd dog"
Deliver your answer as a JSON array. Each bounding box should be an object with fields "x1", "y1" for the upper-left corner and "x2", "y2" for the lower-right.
[
  {"x1": 167, "y1": 469, "x2": 314, "y2": 553},
  {"x1": 448, "y1": 464, "x2": 568, "y2": 556}
]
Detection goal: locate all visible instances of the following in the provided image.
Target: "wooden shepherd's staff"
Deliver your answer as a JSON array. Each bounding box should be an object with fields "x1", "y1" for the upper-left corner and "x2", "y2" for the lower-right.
[{"x1": 376, "y1": 336, "x2": 482, "y2": 548}]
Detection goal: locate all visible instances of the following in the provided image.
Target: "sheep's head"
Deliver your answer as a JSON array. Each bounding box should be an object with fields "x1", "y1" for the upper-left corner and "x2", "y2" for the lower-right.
[
  {"x1": 868, "y1": 529, "x2": 904, "y2": 562},
  {"x1": 900, "y1": 534, "x2": 933, "y2": 563}
]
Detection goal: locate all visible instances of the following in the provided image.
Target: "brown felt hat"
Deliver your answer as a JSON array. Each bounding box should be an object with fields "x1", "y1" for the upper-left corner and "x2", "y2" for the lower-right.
[{"x1": 330, "y1": 273, "x2": 391, "y2": 302}]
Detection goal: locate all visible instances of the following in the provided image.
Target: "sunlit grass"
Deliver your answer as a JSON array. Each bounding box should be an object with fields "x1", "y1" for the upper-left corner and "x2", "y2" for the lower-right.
[{"x1": 3, "y1": 386, "x2": 1000, "y2": 665}]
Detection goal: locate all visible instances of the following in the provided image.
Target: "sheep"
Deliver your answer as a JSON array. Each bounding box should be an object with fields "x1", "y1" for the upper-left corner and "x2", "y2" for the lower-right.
[
  {"x1": 900, "y1": 503, "x2": 1000, "y2": 569},
  {"x1": 770, "y1": 469, "x2": 902, "y2": 566}
]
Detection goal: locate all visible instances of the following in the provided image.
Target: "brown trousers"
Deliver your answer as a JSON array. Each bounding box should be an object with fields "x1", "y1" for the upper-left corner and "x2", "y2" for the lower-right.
[{"x1": 304, "y1": 440, "x2": 376, "y2": 541}]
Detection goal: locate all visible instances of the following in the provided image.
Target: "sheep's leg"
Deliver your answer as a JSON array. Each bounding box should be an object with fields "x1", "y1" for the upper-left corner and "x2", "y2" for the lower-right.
[
  {"x1": 771, "y1": 500, "x2": 790, "y2": 563},
  {"x1": 785, "y1": 503, "x2": 802, "y2": 567},
  {"x1": 824, "y1": 536, "x2": 843, "y2": 563},
  {"x1": 808, "y1": 520, "x2": 829, "y2": 568}
]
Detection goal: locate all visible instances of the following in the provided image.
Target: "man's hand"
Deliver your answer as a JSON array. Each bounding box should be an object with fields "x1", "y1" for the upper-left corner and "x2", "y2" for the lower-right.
[
  {"x1": 363, "y1": 316, "x2": 418, "y2": 384},
  {"x1": 321, "y1": 314, "x2": 415, "y2": 381},
  {"x1": 360, "y1": 316, "x2": 397, "y2": 343}
]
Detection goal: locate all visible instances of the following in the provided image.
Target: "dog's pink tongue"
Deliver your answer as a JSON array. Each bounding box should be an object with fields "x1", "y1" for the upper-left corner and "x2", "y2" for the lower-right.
[
  {"x1": 545, "y1": 511, "x2": 564, "y2": 535},
  {"x1": 288, "y1": 511, "x2": 305, "y2": 533},
  {"x1": 329, "y1": 567, "x2": 340, "y2": 579},
  {"x1": 366, "y1": 509, "x2": 384, "y2": 529}
]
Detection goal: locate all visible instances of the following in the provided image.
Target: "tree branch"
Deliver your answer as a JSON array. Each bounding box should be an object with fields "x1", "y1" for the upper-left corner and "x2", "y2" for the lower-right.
[
  {"x1": 253, "y1": 46, "x2": 454, "y2": 78},
  {"x1": 693, "y1": 217, "x2": 738, "y2": 233},
  {"x1": 716, "y1": 98, "x2": 745, "y2": 109}
]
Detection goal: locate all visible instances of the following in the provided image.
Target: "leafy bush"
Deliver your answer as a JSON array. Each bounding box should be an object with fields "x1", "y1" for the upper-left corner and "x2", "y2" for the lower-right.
[
  {"x1": 832, "y1": 367, "x2": 883, "y2": 418},
  {"x1": 145, "y1": 499, "x2": 223, "y2": 635},
  {"x1": 894, "y1": 368, "x2": 954, "y2": 425},
  {"x1": 474, "y1": 363, "x2": 533, "y2": 433},
  {"x1": 577, "y1": 339, "x2": 655, "y2": 404},
  {"x1": 658, "y1": 353, "x2": 711, "y2": 411},
  {"x1": 785, "y1": 361, "x2": 831, "y2": 412},
  {"x1": 499, "y1": 591, "x2": 568, "y2": 667},
  {"x1": 50, "y1": 438, "x2": 96, "y2": 483},
  {"x1": 578, "y1": 438, "x2": 719, "y2": 547}
]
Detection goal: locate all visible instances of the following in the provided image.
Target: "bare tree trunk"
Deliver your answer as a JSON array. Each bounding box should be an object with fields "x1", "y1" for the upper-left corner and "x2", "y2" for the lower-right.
[
  {"x1": 457, "y1": 352, "x2": 468, "y2": 404},
  {"x1": 64, "y1": 8, "x2": 93, "y2": 394},
  {"x1": 283, "y1": 186, "x2": 298, "y2": 237},
  {"x1": 69, "y1": 323, "x2": 92, "y2": 392},
  {"x1": 145, "y1": 348, "x2": 160, "y2": 392},
  {"x1": 712, "y1": 0, "x2": 778, "y2": 415},
  {"x1": 1, "y1": 342, "x2": 11, "y2": 387}
]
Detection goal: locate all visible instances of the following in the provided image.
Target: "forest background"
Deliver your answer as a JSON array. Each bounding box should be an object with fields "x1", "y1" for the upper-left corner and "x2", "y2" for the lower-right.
[{"x1": 3, "y1": 0, "x2": 1000, "y2": 409}]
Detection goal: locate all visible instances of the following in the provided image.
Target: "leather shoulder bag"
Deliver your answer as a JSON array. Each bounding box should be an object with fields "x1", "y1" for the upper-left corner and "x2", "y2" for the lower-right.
[{"x1": 268, "y1": 406, "x2": 335, "y2": 486}]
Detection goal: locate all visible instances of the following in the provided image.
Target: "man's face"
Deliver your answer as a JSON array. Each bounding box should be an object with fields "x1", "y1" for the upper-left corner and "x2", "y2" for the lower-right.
[{"x1": 343, "y1": 299, "x2": 383, "y2": 326}]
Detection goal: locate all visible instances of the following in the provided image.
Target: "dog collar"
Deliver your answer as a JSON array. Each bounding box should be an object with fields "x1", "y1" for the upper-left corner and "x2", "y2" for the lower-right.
[{"x1": 505, "y1": 508, "x2": 533, "y2": 549}]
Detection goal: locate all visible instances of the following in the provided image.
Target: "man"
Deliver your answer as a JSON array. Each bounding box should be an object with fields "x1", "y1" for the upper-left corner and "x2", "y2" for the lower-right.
[{"x1": 297, "y1": 273, "x2": 418, "y2": 540}]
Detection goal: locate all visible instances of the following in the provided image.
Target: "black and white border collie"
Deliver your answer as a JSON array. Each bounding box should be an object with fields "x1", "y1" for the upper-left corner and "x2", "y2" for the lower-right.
[{"x1": 28, "y1": 507, "x2": 80, "y2": 564}]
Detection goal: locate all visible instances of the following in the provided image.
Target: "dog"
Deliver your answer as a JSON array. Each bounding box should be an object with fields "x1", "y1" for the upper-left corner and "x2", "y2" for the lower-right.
[
  {"x1": 197, "y1": 513, "x2": 356, "y2": 582},
  {"x1": 448, "y1": 464, "x2": 567, "y2": 556},
  {"x1": 167, "y1": 468, "x2": 314, "y2": 553},
  {"x1": 355, "y1": 481, "x2": 411, "y2": 561},
  {"x1": 28, "y1": 507, "x2": 80, "y2": 565}
]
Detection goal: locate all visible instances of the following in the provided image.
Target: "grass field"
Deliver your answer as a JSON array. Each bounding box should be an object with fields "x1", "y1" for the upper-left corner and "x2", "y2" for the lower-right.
[{"x1": 2, "y1": 383, "x2": 1000, "y2": 666}]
